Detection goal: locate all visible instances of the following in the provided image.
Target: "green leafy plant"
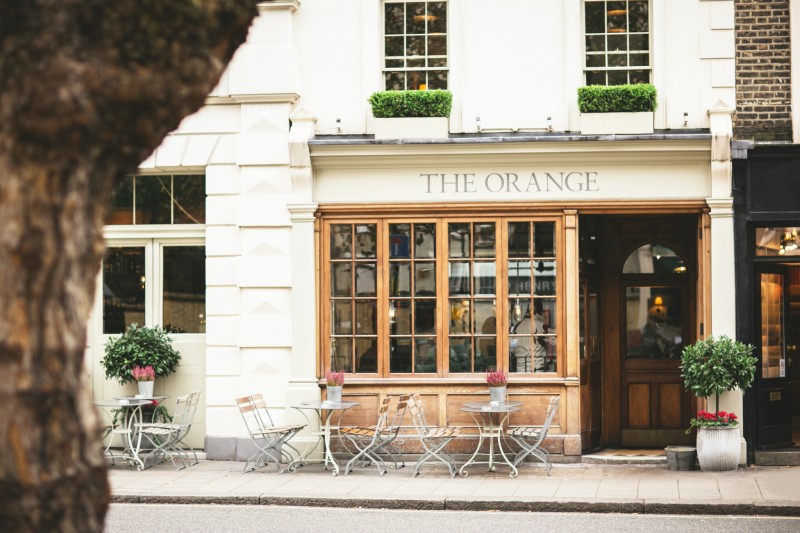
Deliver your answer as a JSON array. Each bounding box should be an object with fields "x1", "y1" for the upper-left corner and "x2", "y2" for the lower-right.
[
  {"x1": 368, "y1": 90, "x2": 452, "y2": 118},
  {"x1": 577, "y1": 83, "x2": 657, "y2": 113},
  {"x1": 680, "y1": 335, "x2": 757, "y2": 432},
  {"x1": 101, "y1": 324, "x2": 181, "y2": 384}
]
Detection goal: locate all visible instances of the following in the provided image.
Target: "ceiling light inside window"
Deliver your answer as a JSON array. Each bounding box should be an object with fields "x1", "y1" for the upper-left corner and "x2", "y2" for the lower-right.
[
  {"x1": 608, "y1": 9, "x2": 627, "y2": 16},
  {"x1": 413, "y1": 14, "x2": 438, "y2": 22}
]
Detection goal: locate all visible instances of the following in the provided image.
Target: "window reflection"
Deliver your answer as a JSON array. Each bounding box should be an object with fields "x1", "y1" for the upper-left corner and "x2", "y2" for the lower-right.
[
  {"x1": 163, "y1": 246, "x2": 206, "y2": 333},
  {"x1": 625, "y1": 287, "x2": 683, "y2": 359},
  {"x1": 103, "y1": 247, "x2": 145, "y2": 334}
]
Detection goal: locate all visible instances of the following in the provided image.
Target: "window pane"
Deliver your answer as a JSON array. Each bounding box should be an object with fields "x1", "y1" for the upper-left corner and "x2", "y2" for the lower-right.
[
  {"x1": 622, "y1": 244, "x2": 686, "y2": 274},
  {"x1": 385, "y1": 36, "x2": 404, "y2": 56},
  {"x1": 586, "y1": 54, "x2": 606, "y2": 68},
  {"x1": 428, "y1": 35, "x2": 446, "y2": 55},
  {"x1": 586, "y1": 70, "x2": 606, "y2": 85},
  {"x1": 474, "y1": 223, "x2": 495, "y2": 257},
  {"x1": 355, "y1": 224, "x2": 377, "y2": 258},
  {"x1": 108, "y1": 175, "x2": 134, "y2": 225},
  {"x1": 385, "y1": 58, "x2": 404, "y2": 68},
  {"x1": 135, "y1": 175, "x2": 171, "y2": 224},
  {"x1": 355, "y1": 264, "x2": 377, "y2": 297},
  {"x1": 163, "y1": 246, "x2": 205, "y2": 333},
  {"x1": 586, "y1": 35, "x2": 605, "y2": 52},
  {"x1": 625, "y1": 287, "x2": 684, "y2": 359},
  {"x1": 415, "y1": 338, "x2": 437, "y2": 373},
  {"x1": 172, "y1": 175, "x2": 205, "y2": 224},
  {"x1": 330, "y1": 225, "x2": 352, "y2": 259},
  {"x1": 385, "y1": 71, "x2": 405, "y2": 90},
  {"x1": 355, "y1": 300, "x2": 377, "y2": 335},
  {"x1": 755, "y1": 227, "x2": 800, "y2": 256},
  {"x1": 331, "y1": 263, "x2": 352, "y2": 297},
  {"x1": 608, "y1": 35, "x2": 626, "y2": 52},
  {"x1": 508, "y1": 222, "x2": 530, "y2": 257},
  {"x1": 390, "y1": 338, "x2": 413, "y2": 373},
  {"x1": 449, "y1": 337, "x2": 471, "y2": 372},
  {"x1": 385, "y1": 4, "x2": 404, "y2": 34},
  {"x1": 474, "y1": 340, "x2": 495, "y2": 372},
  {"x1": 415, "y1": 223, "x2": 436, "y2": 258},
  {"x1": 585, "y1": 2, "x2": 606, "y2": 33},
  {"x1": 428, "y1": 2, "x2": 447, "y2": 33},
  {"x1": 415, "y1": 299, "x2": 436, "y2": 334},
  {"x1": 356, "y1": 338, "x2": 378, "y2": 373},
  {"x1": 608, "y1": 70, "x2": 628, "y2": 85},
  {"x1": 534, "y1": 261, "x2": 557, "y2": 295},
  {"x1": 534, "y1": 222, "x2": 555, "y2": 257},
  {"x1": 331, "y1": 338, "x2": 352, "y2": 372},
  {"x1": 390, "y1": 224, "x2": 411, "y2": 258},
  {"x1": 629, "y1": 0, "x2": 649, "y2": 32},
  {"x1": 407, "y1": 2, "x2": 426, "y2": 34},
  {"x1": 392, "y1": 300, "x2": 412, "y2": 335},
  {"x1": 427, "y1": 70, "x2": 448, "y2": 90},
  {"x1": 629, "y1": 70, "x2": 650, "y2": 84},
  {"x1": 415, "y1": 262, "x2": 436, "y2": 295},
  {"x1": 629, "y1": 33, "x2": 649, "y2": 51},
  {"x1": 103, "y1": 247, "x2": 145, "y2": 334},
  {"x1": 449, "y1": 299, "x2": 470, "y2": 334},
  {"x1": 608, "y1": 53, "x2": 627, "y2": 67},
  {"x1": 510, "y1": 336, "x2": 532, "y2": 373},
  {"x1": 332, "y1": 301, "x2": 352, "y2": 335},
  {"x1": 761, "y1": 273, "x2": 784, "y2": 378},
  {"x1": 474, "y1": 300, "x2": 495, "y2": 335},
  {"x1": 509, "y1": 260, "x2": 531, "y2": 295},
  {"x1": 449, "y1": 223, "x2": 470, "y2": 258},
  {"x1": 629, "y1": 52, "x2": 649, "y2": 66},
  {"x1": 448, "y1": 262, "x2": 470, "y2": 295},
  {"x1": 390, "y1": 263, "x2": 411, "y2": 296},
  {"x1": 473, "y1": 262, "x2": 496, "y2": 295},
  {"x1": 607, "y1": 1, "x2": 627, "y2": 32}
]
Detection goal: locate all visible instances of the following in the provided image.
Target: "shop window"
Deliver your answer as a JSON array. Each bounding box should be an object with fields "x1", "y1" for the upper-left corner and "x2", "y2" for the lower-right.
[
  {"x1": 584, "y1": 0, "x2": 650, "y2": 85},
  {"x1": 323, "y1": 216, "x2": 561, "y2": 378},
  {"x1": 108, "y1": 174, "x2": 205, "y2": 225},
  {"x1": 755, "y1": 227, "x2": 800, "y2": 257},
  {"x1": 384, "y1": 1, "x2": 448, "y2": 90}
]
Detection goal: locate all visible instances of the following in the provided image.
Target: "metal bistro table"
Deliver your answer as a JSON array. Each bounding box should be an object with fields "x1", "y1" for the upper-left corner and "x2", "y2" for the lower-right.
[
  {"x1": 459, "y1": 400, "x2": 523, "y2": 478},
  {"x1": 288, "y1": 400, "x2": 359, "y2": 476},
  {"x1": 95, "y1": 398, "x2": 153, "y2": 471}
]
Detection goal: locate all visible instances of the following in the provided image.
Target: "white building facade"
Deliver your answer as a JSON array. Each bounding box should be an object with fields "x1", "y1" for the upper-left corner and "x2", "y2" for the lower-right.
[{"x1": 87, "y1": 0, "x2": 743, "y2": 460}]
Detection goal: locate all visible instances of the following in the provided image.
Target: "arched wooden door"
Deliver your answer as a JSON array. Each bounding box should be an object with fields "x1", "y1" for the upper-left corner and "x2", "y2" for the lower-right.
[{"x1": 602, "y1": 216, "x2": 696, "y2": 448}]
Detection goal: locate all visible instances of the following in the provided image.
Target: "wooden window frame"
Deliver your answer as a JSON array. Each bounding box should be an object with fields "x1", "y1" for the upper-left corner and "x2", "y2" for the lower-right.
[{"x1": 320, "y1": 213, "x2": 565, "y2": 380}]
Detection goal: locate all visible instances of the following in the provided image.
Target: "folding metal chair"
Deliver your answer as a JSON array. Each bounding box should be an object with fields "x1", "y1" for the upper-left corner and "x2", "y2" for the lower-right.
[
  {"x1": 340, "y1": 395, "x2": 393, "y2": 476},
  {"x1": 508, "y1": 395, "x2": 560, "y2": 475},
  {"x1": 236, "y1": 394, "x2": 306, "y2": 473},
  {"x1": 137, "y1": 391, "x2": 202, "y2": 470},
  {"x1": 368, "y1": 393, "x2": 410, "y2": 470},
  {"x1": 406, "y1": 393, "x2": 461, "y2": 478}
]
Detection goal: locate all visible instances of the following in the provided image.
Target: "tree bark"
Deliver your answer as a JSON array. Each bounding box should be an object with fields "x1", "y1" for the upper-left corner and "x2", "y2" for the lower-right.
[{"x1": 0, "y1": 2, "x2": 256, "y2": 530}]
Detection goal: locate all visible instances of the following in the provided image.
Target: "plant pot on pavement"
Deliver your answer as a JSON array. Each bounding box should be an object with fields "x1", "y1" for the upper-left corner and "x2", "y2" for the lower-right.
[
  {"x1": 665, "y1": 446, "x2": 697, "y2": 471},
  {"x1": 696, "y1": 426, "x2": 740, "y2": 471}
]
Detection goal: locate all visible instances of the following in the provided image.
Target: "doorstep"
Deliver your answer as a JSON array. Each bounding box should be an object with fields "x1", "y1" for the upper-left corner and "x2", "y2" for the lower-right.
[
  {"x1": 582, "y1": 448, "x2": 667, "y2": 465},
  {"x1": 755, "y1": 447, "x2": 800, "y2": 467}
]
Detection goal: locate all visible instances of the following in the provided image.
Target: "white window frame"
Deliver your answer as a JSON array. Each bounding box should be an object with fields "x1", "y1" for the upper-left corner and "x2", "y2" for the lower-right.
[{"x1": 583, "y1": 0, "x2": 652, "y2": 85}]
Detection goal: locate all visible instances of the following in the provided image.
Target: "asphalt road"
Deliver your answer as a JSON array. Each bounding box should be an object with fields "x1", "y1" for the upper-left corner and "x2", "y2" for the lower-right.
[{"x1": 105, "y1": 504, "x2": 800, "y2": 533}]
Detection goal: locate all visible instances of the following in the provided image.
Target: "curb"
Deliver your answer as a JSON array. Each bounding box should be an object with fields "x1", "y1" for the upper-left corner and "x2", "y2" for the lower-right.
[{"x1": 112, "y1": 493, "x2": 800, "y2": 516}]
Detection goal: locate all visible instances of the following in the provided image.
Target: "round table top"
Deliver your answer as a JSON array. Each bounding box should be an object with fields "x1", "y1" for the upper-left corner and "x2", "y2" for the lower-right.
[
  {"x1": 114, "y1": 395, "x2": 168, "y2": 401},
  {"x1": 461, "y1": 400, "x2": 522, "y2": 413},
  {"x1": 297, "y1": 400, "x2": 359, "y2": 410},
  {"x1": 95, "y1": 398, "x2": 153, "y2": 408}
]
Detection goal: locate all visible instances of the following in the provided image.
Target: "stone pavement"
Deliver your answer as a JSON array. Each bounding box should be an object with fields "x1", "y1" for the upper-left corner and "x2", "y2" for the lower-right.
[{"x1": 109, "y1": 460, "x2": 800, "y2": 516}]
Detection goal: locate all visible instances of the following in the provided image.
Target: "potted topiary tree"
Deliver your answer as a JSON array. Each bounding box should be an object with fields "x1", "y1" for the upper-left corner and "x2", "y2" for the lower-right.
[
  {"x1": 680, "y1": 335, "x2": 757, "y2": 471},
  {"x1": 368, "y1": 89, "x2": 452, "y2": 140},
  {"x1": 577, "y1": 83, "x2": 657, "y2": 135},
  {"x1": 101, "y1": 324, "x2": 182, "y2": 396}
]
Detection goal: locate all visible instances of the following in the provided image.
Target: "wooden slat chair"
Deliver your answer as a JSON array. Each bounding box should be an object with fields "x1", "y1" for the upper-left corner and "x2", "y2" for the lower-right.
[
  {"x1": 406, "y1": 393, "x2": 462, "y2": 478},
  {"x1": 367, "y1": 394, "x2": 410, "y2": 470},
  {"x1": 340, "y1": 395, "x2": 393, "y2": 476},
  {"x1": 508, "y1": 395, "x2": 560, "y2": 475},
  {"x1": 236, "y1": 394, "x2": 306, "y2": 473},
  {"x1": 137, "y1": 391, "x2": 202, "y2": 470}
]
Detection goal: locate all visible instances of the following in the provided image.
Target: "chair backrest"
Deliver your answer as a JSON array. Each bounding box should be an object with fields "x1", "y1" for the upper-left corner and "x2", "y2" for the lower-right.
[
  {"x1": 374, "y1": 395, "x2": 393, "y2": 433},
  {"x1": 406, "y1": 393, "x2": 430, "y2": 436},
  {"x1": 384, "y1": 393, "x2": 410, "y2": 438},
  {"x1": 533, "y1": 396, "x2": 560, "y2": 445},
  {"x1": 173, "y1": 391, "x2": 201, "y2": 429},
  {"x1": 236, "y1": 394, "x2": 272, "y2": 437}
]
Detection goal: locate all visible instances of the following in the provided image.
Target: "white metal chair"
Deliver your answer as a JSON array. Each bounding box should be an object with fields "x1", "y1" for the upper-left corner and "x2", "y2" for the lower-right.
[
  {"x1": 136, "y1": 391, "x2": 202, "y2": 470},
  {"x1": 340, "y1": 395, "x2": 393, "y2": 476},
  {"x1": 236, "y1": 394, "x2": 306, "y2": 473},
  {"x1": 406, "y1": 393, "x2": 461, "y2": 478},
  {"x1": 508, "y1": 395, "x2": 560, "y2": 475}
]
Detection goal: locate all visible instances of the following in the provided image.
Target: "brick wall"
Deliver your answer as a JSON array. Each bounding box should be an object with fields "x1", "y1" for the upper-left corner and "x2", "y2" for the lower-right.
[{"x1": 735, "y1": 0, "x2": 792, "y2": 141}]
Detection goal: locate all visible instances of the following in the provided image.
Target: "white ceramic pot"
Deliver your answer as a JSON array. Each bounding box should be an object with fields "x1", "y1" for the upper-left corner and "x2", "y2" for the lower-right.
[
  {"x1": 696, "y1": 426, "x2": 740, "y2": 471},
  {"x1": 137, "y1": 380, "x2": 154, "y2": 398},
  {"x1": 327, "y1": 386, "x2": 342, "y2": 403},
  {"x1": 489, "y1": 386, "x2": 507, "y2": 403}
]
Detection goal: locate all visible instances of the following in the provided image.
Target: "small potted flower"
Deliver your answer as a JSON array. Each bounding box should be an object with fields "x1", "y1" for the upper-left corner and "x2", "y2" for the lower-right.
[
  {"x1": 680, "y1": 335, "x2": 756, "y2": 471},
  {"x1": 485, "y1": 369, "x2": 508, "y2": 403},
  {"x1": 132, "y1": 365, "x2": 155, "y2": 398},
  {"x1": 326, "y1": 370, "x2": 345, "y2": 403}
]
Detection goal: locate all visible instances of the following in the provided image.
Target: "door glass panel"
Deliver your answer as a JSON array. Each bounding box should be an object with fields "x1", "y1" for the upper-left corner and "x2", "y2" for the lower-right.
[
  {"x1": 356, "y1": 338, "x2": 378, "y2": 373},
  {"x1": 622, "y1": 244, "x2": 686, "y2": 274},
  {"x1": 625, "y1": 286, "x2": 684, "y2": 359},
  {"x1": 163, "y1": 246, "x2": 206, "y2": 333},
  {"x1": 761, "y1": 272, "x2": 784, "y2": 379},
  {"x1": 103, "y1": 247, "x2": 146, "y2": 334}
]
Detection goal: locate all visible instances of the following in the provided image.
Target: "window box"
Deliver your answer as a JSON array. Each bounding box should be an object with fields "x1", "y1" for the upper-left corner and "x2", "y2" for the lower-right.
[
  {"x1": 577, "y1": 84, "x2": 657, "y2": 135},
  {"x1": 369, "y1": 90, "x2": 452, "y2": 140},
  {"x1": 374, "y1": 117, "x2": 449, "y2": 140}
]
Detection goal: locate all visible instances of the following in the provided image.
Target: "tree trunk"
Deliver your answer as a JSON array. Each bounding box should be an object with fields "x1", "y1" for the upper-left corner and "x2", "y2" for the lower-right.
[{"x1": 0, "y1": 2, "x2": 256, "y2": 530}]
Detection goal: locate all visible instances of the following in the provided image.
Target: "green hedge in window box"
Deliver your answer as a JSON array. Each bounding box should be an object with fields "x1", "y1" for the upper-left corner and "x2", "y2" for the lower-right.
[
  {"x1": 577, "y1": 83, "x2": 657, "y2": 113},
  {"x1": 368, "y1": 90, "x2": 452, "y2": 118}
]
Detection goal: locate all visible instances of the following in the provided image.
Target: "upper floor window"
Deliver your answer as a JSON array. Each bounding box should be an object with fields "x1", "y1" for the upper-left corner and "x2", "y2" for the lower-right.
[
  {"x1": 108, "y1": 174, "x2": 205, "y2": 225},
  {"x1": 584, "y1": 0, "x2": 650, "y2": 85},
  {"x1": 383, "y1": 1, "x2": 448, "y2": 90}
]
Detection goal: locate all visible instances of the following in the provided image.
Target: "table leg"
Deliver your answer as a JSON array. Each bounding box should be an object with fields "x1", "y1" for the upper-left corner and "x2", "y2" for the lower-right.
[
  {"x1": 459, "y1": 413, "x2": 486, "y2": 478},
  {"x1": 322, "y1": 410, "x2": 340, "y2": 476},
  {"x1": 124, "y1": 406, "x2": 147, "y2": 471},
  {"x1": 286, "y1": 408, "x2": 320, "y2": 473}
]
